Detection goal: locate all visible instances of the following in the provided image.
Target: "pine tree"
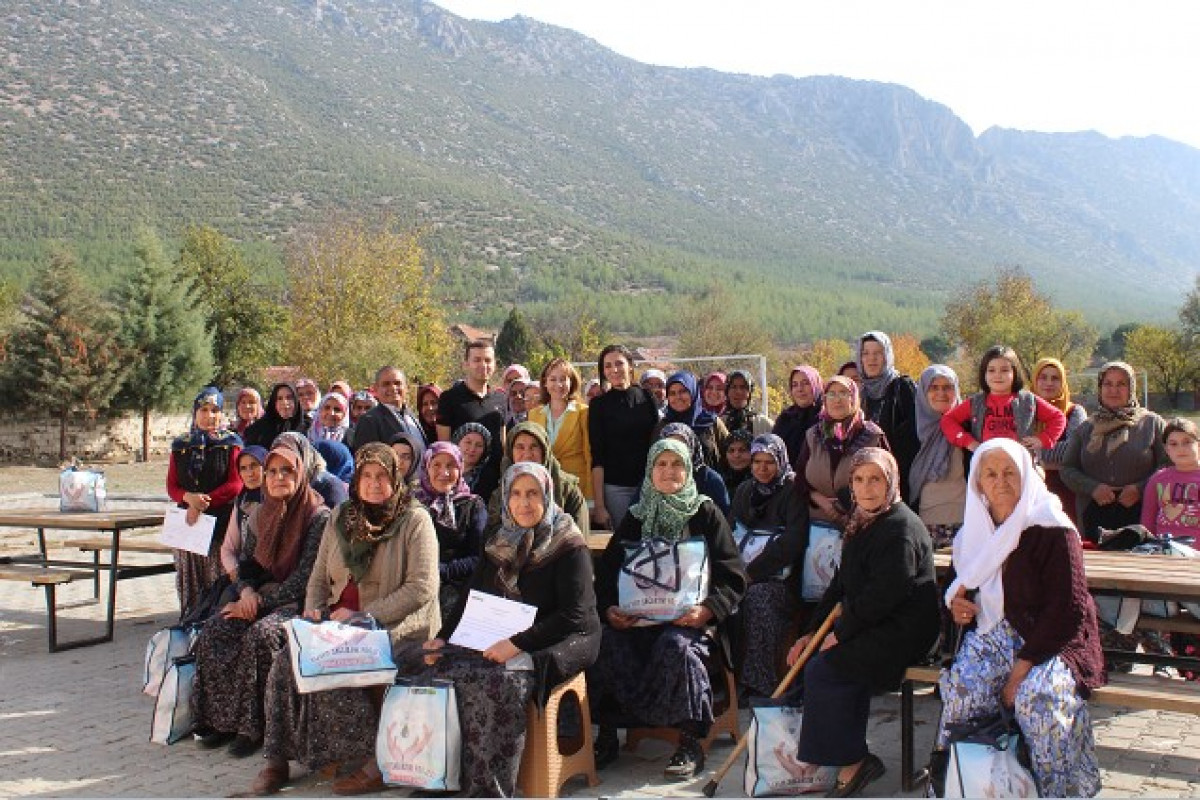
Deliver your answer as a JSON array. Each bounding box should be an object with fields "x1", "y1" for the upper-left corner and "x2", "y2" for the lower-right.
[
  {"x1": 115, "y1": 230, "x2": 215, "y2": 461},
  {"x1": 3, "y1": 250, "x2": 126, "y2": 459},
  {"x1": 495, "y1": 307, "x2": 539, "y2": 367}
]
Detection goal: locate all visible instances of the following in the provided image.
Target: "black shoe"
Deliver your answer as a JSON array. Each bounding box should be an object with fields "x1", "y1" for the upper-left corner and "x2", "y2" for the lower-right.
[
  {"x1": 227, "y1": 735, "x2": 262, "y2": 758},
  {"x1": 663, "y1": 736, "x2": 705, "y2": 780},
  {"x1": 826, "y1": 753, "x2": 885, "y2": 797},
  {"x1": 593, "y1": 727, "x2": 620, "y2": 770},
  {"x1": 196, "y1": 730, "x2": 235, "y2": 749}
]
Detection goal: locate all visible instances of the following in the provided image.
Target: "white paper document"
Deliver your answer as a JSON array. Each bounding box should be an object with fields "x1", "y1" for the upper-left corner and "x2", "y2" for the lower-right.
[
  {"x1": 448, "y1": 590, "x2": 538, "y2": 651},
  {"x1": 159, "y1": 505, "x2": 217, "y2": 556}
]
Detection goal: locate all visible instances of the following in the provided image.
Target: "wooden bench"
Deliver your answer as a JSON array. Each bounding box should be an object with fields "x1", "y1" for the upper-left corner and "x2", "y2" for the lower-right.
[
  {"x1": 0, "y1": 565, "x2": 101, "y2": 653},
  {"x1": 899, "y1": 663, "x2": 1200, "y2": 790},
  {"x1": 71, "y1": 536, "x2": 176, "y2": 598}
]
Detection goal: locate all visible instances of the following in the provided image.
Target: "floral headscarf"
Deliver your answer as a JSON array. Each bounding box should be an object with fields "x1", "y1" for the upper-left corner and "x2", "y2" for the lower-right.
[
  {"x1": 817, "y1": 375, "x2": 868, "y2": 455},
  {"x1": 416, "y1": 442, "x2": 473, "y2": 528},
  {"x1": 749, "y1": 433, "x2": 793, "y2": 497},
  {"x1": 1087, "y1": 361, "x2": 1148, "y2": 456},
  {"x1": 337, "y1": 442, "x2": 412, "y2": 582},
  {"x1": 172, "y1": 386, "x2": 241, "y2": 489},
  {"x1": 659, "y1": 422, "x2": 707, "y2": 470},
  {"x1": 629, "y1": 439, "x2": 705, "y2": 542}
]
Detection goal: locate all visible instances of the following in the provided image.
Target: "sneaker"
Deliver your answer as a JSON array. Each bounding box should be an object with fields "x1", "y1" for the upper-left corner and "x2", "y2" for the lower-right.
[
  {"x1": 663, "y1": 736, "x2": 705, "y2": 780},
  {"x1": 593, "y1": 726, "x2": 620, "y2": 770}
]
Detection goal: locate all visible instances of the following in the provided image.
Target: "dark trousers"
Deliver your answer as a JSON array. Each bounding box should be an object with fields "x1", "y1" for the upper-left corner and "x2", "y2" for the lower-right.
[{"x1": 797, "y1": 650, "x2": 871, "y2": 766}]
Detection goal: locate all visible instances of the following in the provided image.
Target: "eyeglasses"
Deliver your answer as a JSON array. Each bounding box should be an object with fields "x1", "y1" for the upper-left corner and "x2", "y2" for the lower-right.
[
  {"x1": 266, "y1": 467, "x2": 297, "y2": 479},
  {"x1": 825, "y1": 390, "x2": 853, "y2": 400}
]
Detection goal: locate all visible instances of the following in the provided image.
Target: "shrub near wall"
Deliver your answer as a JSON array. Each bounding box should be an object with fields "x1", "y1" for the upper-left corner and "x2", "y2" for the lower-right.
[{"x1": 0, "y1": 411, "x2": 193, "y2": 464}]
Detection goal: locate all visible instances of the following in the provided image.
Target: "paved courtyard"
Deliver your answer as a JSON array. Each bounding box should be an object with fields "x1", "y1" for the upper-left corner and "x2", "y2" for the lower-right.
[{"x1": 1, "y1": 495, "x2": 1199, "y2": 797}]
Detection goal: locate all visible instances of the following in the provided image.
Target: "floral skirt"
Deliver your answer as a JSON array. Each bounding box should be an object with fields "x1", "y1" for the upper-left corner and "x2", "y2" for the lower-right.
[
  {"x1": 173, "y1": 549, "x2": 222, "y2": 620},
  {"x1": 735, "y1": 581, "x2": 797, "y2": 697},
  {"x1": 937, "y1": 619, "x2": 1100, "y2": 797}
]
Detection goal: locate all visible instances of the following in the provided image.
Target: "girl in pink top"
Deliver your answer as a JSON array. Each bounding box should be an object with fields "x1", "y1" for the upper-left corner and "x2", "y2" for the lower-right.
[
  {"x1": 1141, "y1": 418, "x2": 1200, "y2": 539},
  {"x1": 940, "y1": 345, "x2": 1066, "y2": 455}
]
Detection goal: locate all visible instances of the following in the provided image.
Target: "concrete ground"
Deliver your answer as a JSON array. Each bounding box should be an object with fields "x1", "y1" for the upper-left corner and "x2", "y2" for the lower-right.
[{"x1": 1, "y1": 495, "x2": 1199, "y2": 797}]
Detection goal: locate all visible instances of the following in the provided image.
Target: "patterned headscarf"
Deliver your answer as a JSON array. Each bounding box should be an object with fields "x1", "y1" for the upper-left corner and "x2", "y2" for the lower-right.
[
  {"x1": 909, "y1": 365, "x2": 961, "y2": 501},
  {"x1": 337, "y1": 443, "x2": 412, "y2": 582},
  {"x1": 749, "y1": 433, "x2": 793, "y2": 497},
  {"x1": 857, "y1": 331, "x2": 900, "y2": 403},
  {"x1": 485, "y1": 462, "x2": 584, "y2": 599},
  {"x1": 659, "y1": 422, "x2": 707, "y2": 470},
  {"x1": 844, "y1": 447, "x2": 901, "y2": 539},
  {"x1": 172, "y1": 386, "x2": 241, "y2": 489},
  {"x1": 1087, "y1": 361, "x2": 1148, "y2": 456},
  {"x1": 416, "y1": 442, "x2": 473, "y2": 528},
  {"x1": 629, "y1": 439, "x2": 705, "y2": 542},
  {"x1": 308, "y1": 391, "x2": 350, "y2": 444},
  {"x1": 817, "y1": 375, "x2": 867, "y2": 455},
  {"x1": 452, "y1": 422, "x2": 493, "y2": 491}
]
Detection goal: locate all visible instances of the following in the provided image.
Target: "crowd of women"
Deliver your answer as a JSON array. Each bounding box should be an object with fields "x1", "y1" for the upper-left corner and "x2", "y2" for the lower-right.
[{"x1": 162, "y1": 332, "x2": 1200, "y2": 797}]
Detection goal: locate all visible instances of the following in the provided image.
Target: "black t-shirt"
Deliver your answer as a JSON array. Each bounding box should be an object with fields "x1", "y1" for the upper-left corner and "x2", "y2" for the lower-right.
[
  {"x1": 587, "y1": 386, "x2": 660, "y2": 488},
  {"x1": 437, "y1": 380, "x2": 507, "y2": 501}
]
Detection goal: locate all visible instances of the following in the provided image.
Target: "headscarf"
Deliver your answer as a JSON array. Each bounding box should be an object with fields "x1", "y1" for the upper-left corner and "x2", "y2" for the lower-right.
[
  {"x1": 244, "y1": 382, "x2": 307, "y2": 446},
  {"x1": 349, "y1": 390, "x2": 377, "y2": 423},
  {"x1": 484, "y1": 462, "x2": 584, "y2": 599},
  {"x1": 498, "y1": 421, "x2": 582, "y2": 507},
  {"x1": 308, "y1": 391, "x2": 350, "y2": 444},
  {"x1": 274, "y1": 431, "x2": 325, "y2": 483},
  {"x1": 722, "y1": 370, "x2": 758, "y2": 433},
  {"x1": 946, "y1": 438, "x2": 1073, "y2": 635},
  {"x1": 844, "y1": 447, "x2": 901, "y2": 538},
  {"x1": 234, "y1": 387, "x2": 263, "y2": 434},
  {"x1": 701, "y1": 372, "x2": 727, "y2": 414},
  {"x1": 315, "y1": 440, "x2": 354, "y2": 483},
  {"x1": 388, "y1": 431, "x2": 426, "y2": 483},
  {"x1": 909, "y1": 365, "x2": 961, "y2": 501},
  {"x1": 452, "y1": 422, "x2": 493, "y2": 492},
  {"x1": 336, "y1": 442, "x2": 411, "y2": 582},
  {"x1": 1086, "y1": 361, "x2": 1148, "y2": 457},
  {"x1": 415, "y1": 441, "x2": 473, "y2": 528},
  {"x1": 662, "y1": 371, "x2": 718, "y2": 432},
  {"x1": 788, "y1": 366, "x2": 823, "y2": 410},
  {"x1": 719, "y1": 428, "x2": 755, "y2": 491},
  {"x1": 629, "y1": 439, "x2": 705, "y2": 542},
  {"x1": 583, "y1": 378, "x2": 602, "y2": 399},
  {"x1": 235, "y1": 446, "x2": 267, "y2": 524},
  {"x1": 1031, "y1": 358, "x2": 1072, "y2": 415},
  {"x1": 416, "y1": 384, "x2": 443, "y2": 442},
  {"x1": 172, "y1": 386, "x2": 241, "y2": 489},
  {"x1": 857, "y1": 331, "x2": 900, "y2": 403},
  {"x1": 749, "y1": 434, "x2": 793, "y2": 497},
  {"x1": 817, "y1": 375, "x2": 869, "y2": 456},
  {"x1": 659, "y1": 422, "x2": 707, "y2": 470},
  {"x1": 251, "y1": 444, "x2": 325, "y2": 582}
]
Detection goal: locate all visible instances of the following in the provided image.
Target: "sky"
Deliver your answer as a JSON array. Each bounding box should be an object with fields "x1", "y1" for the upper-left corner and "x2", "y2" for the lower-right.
[{"x1": 433, "y1": 1, "x2": 1200, "y2": 150}]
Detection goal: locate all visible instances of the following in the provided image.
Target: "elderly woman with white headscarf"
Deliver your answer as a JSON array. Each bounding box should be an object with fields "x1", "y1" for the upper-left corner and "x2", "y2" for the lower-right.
[{"x1": 936, "y1": 438, "x2": 1104, "y2": 797}]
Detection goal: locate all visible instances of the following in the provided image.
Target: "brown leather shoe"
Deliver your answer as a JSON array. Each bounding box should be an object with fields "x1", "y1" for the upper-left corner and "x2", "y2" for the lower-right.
[
  {"x1": 249, "y1": 762, "x2": 289, "y2": 796},
  {"x1": 332, "y1": 763, "x2": 385, "y2": 796}
]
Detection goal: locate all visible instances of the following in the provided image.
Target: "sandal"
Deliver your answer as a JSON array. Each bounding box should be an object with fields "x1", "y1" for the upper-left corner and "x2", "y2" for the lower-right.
[
  {"x1": 332, "y1": 762, "x2": 386, "y2": 796},
  {"x1": 826, "y1": 753, "x2": 884, "y2": 797}
]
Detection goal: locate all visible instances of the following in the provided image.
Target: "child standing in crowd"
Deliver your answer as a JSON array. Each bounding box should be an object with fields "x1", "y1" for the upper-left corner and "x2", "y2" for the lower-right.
[{"x1": 1141, "y1": 418, "x2": 1200, "y2": 539}]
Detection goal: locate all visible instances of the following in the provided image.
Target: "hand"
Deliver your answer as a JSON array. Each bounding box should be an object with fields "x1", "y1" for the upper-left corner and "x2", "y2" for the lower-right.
[
  {"x1": 949, "y1": 585, "x2": 979, "y2": 626},
  {"x1": 328, "y1": 607, "x2": 355, "y2": 622},
  {"x1": 184, "y1": 492, "x2": 211, "y2": 512},
  {"x1": 819, "y1": 631, "x2": 839, "y2": 652},
  {"x1": 482, "y1": 638, "x2": 521, "y2": 664},
  {"x1": 1118, "y1": 484, "x2": 1141, "y2": 508},
  {"x1": 592, "y1": 506, "x2": 611, "y2": 529},
  {"x1": 1019, "y1": 435, "x2": 1042, "y2": 452},
  {"x1": 185, "y1": 506, "x2": 201, "y2": 526},
  {"x1": 786, "y1": 635, "x2": 813, "y2": 666},
  {"x1": 303, "y1": 608, "x2": 323, "y2": 622},
  {"x1": 606, "y1": 606, "x2": 638, "y2": 630},
  {"x1": 422, "y1": 638, "x2": 445, "y2": 665},
  {"x1": 1001, "y1": 659, "x2": 1033, "y2": 707},
  {"x1": 1092, "y1": 484, "x2": 1117, "y2": 505},
  {"x1": 238, "y1": 587, "x2": 261, "y2": 620},
  {"x1": 810, "y1": 492, "x2": 837, "y2": 515},
  {"x1": 672, "y1": 604, "x2": 714, "y2": 629}
]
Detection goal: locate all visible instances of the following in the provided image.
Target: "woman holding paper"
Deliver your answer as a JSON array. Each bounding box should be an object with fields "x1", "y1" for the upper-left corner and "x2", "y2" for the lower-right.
[
  {"x1": 245, "y1": 443, "x2": 441, "y2": 796},
  {"x1": 418, "y1": 462, "x2": 601, "y2": 797},
  {"x1": 588, "y1": 439, "x2": 748, "y2": 780},
  {"x1": 166, "y1": 387, "x2": 243, "y2": 619}
]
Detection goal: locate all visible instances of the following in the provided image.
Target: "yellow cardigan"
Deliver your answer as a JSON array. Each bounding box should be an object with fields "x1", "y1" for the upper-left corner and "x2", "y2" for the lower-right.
[{"x1": 528, "y1": 402, "x2": 593, "y2": 500}]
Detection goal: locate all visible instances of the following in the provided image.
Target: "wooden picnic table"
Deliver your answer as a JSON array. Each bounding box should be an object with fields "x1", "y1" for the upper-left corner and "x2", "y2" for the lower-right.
[{"x1": 0, "y1": 509, "x2": 169, "y2": 652}]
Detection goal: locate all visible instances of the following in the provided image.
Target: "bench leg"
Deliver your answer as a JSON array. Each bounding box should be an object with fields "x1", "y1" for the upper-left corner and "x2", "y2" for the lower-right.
[
  {"x1": 92, "y1": 549, "x2": 101, "y2": 599},
  {"x1": 43, "y1": 581, "x2": 59, "y2": 653},
  {"x1": 901, "y1": 679, "x2": 915, "y2": 791}
]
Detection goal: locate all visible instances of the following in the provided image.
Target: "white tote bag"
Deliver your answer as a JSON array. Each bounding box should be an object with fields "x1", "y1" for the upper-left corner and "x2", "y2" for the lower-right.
[
  {"x1": 800, "y1": 522, "x2": 843, "y2": 602},
  {"x1": 149, "y1": 656, "x2": 196, "y2": 745},
  {"x1": 59, "y1": 466, "x2": 107, "y2": 512},
  {"x1": 944, "y1": 732, "x2": 1038, "y2": 798},
  {"x1": 286, "y1": 617, "x2": 397, "y2": 694},
  {"x1": 744, "y1": 701, "x2": 837, "y2": 796},
  {"x1": 734, "y1": 523, "x2": 784, "y2": 571},
  {"x1": 142, "y1": 624, "x2": 200, "y2": 697},
  {"x1": 618, "y1": 537, "x2": 709, "y2": 622},
  {"x1": 376, "y1": 679, "x2": 461, "y2": 791}
]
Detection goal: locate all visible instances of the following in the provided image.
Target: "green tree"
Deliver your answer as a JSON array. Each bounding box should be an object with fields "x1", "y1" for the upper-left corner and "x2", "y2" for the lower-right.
[
  {"x1": 177, "y1": 226, "x2": 286, "y2": 386},
  {"x1": 284, "y1": 218, "x2": 452, "y2": 386},
  {"x1": 676, "y1": 286, "x2": 773, "y2": 358},
  {"x1": 3, "y1": 250, "x2": 126, "y2": 459},
  {"x1": 495, "y1": 307, "x2": 540, "y2": 368},
  {"x1": 1179, "y1": 275, "x2": 1200, "y2": 342},
  {"x1": 115, "y1": 230, "x2": 215, "y2": 461},
  {"x1": 1095, "y1": 323, "x2": 1140, "y2": 362},
  {"x1": 1124, "y1": 324, "x2": 1198, "y2": 408},
  {"x1": 919, "y1": 335, "x2": 953, "y2": 364}
]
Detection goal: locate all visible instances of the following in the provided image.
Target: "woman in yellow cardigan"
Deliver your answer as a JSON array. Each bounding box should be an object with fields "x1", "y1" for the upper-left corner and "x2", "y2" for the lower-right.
[{"x1": 529, "y1": 357, "x2": 593, "y2": 501}]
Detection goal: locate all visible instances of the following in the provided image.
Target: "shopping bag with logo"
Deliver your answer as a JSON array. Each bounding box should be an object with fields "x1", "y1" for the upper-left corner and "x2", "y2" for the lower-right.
[
  {"x1": 1133, "y1": 536, "x2": 1198, "y2": 618},
  {"x1": 376, "y1": 678, "x2": 461, "y2": 791},
  {"x1": 800, "y1": 522, "x2": 842, "y2": 602},
  {"x1": 743, "y1": 699, "x2": 837, "y2": 796},
  {"x1": 149, "y1": 655, "x2": 196, "y2": 745},
  {"x1": 618, "y1": 537, "x2": 709, "y2": 622},
  {"x1": 59, "y1": 465, "x2": 107, "y2": 512},
  {"x1": 940, "y1": 712, "x2": 1037, "y2": 798},
  {"x1": 143, "y1": 624, "x2": 200, "y2": 697},
  {"x1": 734, "y1": 523, "x2": 786, "y2": 573},
  {"x1": 287, "y1": 616, "x2": 397, "y2": 693}
]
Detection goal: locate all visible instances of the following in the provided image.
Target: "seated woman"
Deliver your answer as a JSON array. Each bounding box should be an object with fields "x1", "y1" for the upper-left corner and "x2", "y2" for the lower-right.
[
  {"x1": 720, "y1": 370, "x2": 773, "y2": 436},
  {"x1": 307, "y1": 391, "x2": 350, "y2": 444},
  {"x1": 655, "y1": 371, "x2": 729, "y2": 470},
  {"x1": 190, "y1": 442, "x2": 330, "y2": 757},
  {"x1": 527, "y1": 357, "x2": 593, "y2": 502},
  {"x1": 243, "y1": 383, "x2": 310, "y2": 448},
  {"x1": 784, "y1": 448, "x2": 940, "y2": 798},
  {"x1": 589, "y1": 440, "x2": 748, "y2": 780},
  {"x1": 718, "y1": 429, "x2": 754, "y2": 498},
  {"x1": 387, "y1": 431, "x2": 424, "y2": 491},
  {"x1": 658, "y1": 422, "x2": 730, "y2": 516},
  {"x1": 248, "y1": 443, "x2": 441, "y2": 796},
  {"x1": 414, "y1": 442, "x2": 487, "y2": 621},
  {"x1": 484, "y1": 420, "x2": 590, "y2": 536},
  {"x1": 276, "y1": 432, "x2": 349, "y2": 509},
  {"x1": 909, "y1": 365, "x2": 966, "y2": 549},
  {"x1": 729, "y1": 434, "x2": 808, "y2": 699},
  {"x1": 451, "y1": 422, "x2": 495, "y2": 503},
  {"x1": 419, "y1": 463, "x2": 601, "y2": 797},
  {"x1": 937, "y1": 438, "x2": 1104, "y2": 797},
  {"x1": 772, "y1": 365, "x2": 823, "y2": 467}
]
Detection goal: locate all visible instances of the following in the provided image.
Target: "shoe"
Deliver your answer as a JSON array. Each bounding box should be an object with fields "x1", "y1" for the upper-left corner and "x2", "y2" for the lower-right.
[
  {"x1": 248, "y1": 761, "x2": 289, "y2": 796},
  {"x1": 663, "y1": 735, "x2": 705, "y2": 780},
  {"x1": 331, "y1": 763, "x2": 385, "y2": 796},
  {"x1": 826, "y1": 753, "x2": 885, "y2": 797},
  {"x1": 196, "y1": 730, "x2": 235, "y2": 749},
  {"x1": 593, "y1": 726, "x2": 620, "y2": 770},
  {"x1": 227, "y1": 735, "x2": 262, "y2": 758}
]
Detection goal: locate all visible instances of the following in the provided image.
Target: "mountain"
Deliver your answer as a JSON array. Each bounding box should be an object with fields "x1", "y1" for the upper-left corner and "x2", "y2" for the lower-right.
[{"x1": 2, "y1": 0, "x2": 1197, "y2": 340}]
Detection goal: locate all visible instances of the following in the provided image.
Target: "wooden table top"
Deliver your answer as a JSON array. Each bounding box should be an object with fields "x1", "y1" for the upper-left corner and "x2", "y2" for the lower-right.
[{"x1": 0, "y1": 509, "x2": 165, "y2": 531}]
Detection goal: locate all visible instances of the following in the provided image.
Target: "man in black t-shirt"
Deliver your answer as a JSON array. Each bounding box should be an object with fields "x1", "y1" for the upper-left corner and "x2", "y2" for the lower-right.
[{"x1": 437, "y1": 339, "x2": 506, "y2": 503}]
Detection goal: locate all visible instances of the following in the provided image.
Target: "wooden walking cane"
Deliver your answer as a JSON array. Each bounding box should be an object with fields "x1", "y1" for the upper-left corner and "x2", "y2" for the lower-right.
[{"x1": 702, "y1": 602, "x2": 843, "y2": 797}]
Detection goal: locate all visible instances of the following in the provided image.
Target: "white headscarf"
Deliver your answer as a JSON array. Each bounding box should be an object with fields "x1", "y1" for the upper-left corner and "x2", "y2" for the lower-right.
[{"x1": 945, "y1": 438, "x2": 1075, "y2": 634}]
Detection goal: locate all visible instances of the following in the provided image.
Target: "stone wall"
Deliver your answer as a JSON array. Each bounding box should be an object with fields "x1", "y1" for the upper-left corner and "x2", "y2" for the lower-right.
[{"x1": 0, "y1": 411, "x2": 193, "y2": 464}]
